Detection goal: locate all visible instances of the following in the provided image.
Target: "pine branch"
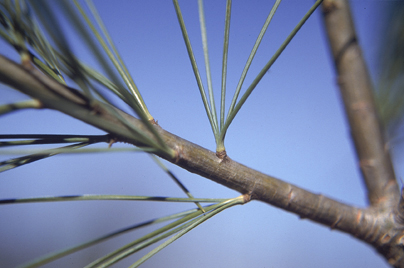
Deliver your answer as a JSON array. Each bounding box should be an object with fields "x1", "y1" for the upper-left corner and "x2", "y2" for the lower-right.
[
  {"x1": 3, "y1": 1, "x2": 404, "y2": 266},
  {"x1": 321, "y1": 0, "x2": 399, "y2": 208},
  {"x1": 322, "y1": 1, "x2": 404, "y2": 266},
  {"x1": 0, "y1": 54, "x2": 391, "y2": 249}
]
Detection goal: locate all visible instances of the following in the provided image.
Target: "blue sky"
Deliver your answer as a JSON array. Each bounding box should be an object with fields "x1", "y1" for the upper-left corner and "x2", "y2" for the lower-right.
[{"x1": 0, "y1": 1, "x2": 398, "y2": 267}]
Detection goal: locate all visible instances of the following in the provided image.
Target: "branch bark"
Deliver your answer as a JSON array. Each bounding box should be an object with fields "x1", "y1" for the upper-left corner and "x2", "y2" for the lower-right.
[
  {"x1": 321, "y1": 0, "x2": 399, "y2": 208},
  {"x1": 1, "y1": 1, "x2": 404, "y2": 263},
  {"x1": 320, "y1": 1, "x2": 404, "y2": 266},
  {"x1": 1, "y1": 54, "x2": 403, "y2": 266}
]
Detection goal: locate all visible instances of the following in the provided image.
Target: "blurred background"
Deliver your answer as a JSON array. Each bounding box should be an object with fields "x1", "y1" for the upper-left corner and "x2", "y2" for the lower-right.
[{"x1": 1, "y1": 1, "x2": 403, "y2": 267}]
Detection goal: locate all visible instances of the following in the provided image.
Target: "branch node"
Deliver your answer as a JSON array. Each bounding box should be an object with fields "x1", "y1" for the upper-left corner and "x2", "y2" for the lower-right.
[
  {"x1": 330, "y1": 215, "x2": 342, "y2": 229},
  {"x1": 397, "y1": 234, "x2": 404, "y2": 246},
  {"x1": 216, "y1": 150, "x2": 227, "y2": 159},
  {"x1": 242, "y1": 192, "x2": 252, "y2": 203},
  {"x1": 395, "y1": 187, "x2": 404, "y2": 225},
  {"x1": 34, "y1": 99, "x2": 44, "y2": 109},
  {"x1": 149, "y1": 118, "x2": 159, "y2": 126},
  {"x1": 355, "y1": 210, "x2": 363, "y2": 225},
  {"x1": 108, "y1": 137, "x2": 117, "y2": 148},
  {"x1": 351, "y1": 100, "x2": 370, "y2": 114},
  {"x1": 322, "y1": 0, "x2": 339, "y2": 15},
  {"x1": 21, "y1": 53, "x2": 32, "y2": 69},
  {"x1": 247, "y1": 179, "x2": 258, "y2": 200},
  {"x1": 380, "y1": 233, "x2": 392, "y2": 244},
  {"x1": 173, "y1": 144, "x2": 183, "y2": 164},
  {"x1": 359, "y1": 158, "x2": 376, "y2": 170},
  {"x1": 287, "y1": 188, "x2": 295, "y2": 206}
]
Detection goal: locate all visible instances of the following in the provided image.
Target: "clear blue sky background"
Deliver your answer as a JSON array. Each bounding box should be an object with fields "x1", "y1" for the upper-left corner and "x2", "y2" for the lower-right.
[{"x1": 0, "y1": 1, "x2": 399, "y2": 267}]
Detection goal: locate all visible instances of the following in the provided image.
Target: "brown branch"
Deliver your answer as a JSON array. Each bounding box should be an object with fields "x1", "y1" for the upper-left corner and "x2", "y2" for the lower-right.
[
  {"x1": 1, "y1": 52, "x2": 404, "y2": 265},
  {"x1": 321, "y1": 1, "x2": 404, "y2": 266},
  {"x1": 321, "y1": 0, "x2": 399, "y2": 208}
]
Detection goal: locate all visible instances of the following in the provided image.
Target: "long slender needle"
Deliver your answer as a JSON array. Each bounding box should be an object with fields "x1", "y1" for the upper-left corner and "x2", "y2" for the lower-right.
[
  {"x1": 221, "y1": 0, "x2": 323, "y2": 139},
  {"x1": 172, "y1": 0, "x2": 218, "y2": 138},
  {"x1": 220, "y1": 0, "x2": 232, "y2": 129},
  {"x1": 227, "y1": 0, "x2": 282, "y2": 118},
  {"x1": 151, "y1": 155, "x2": 206, "y2": 212},
  {"x1": 198, "y1": 0, "x2": 219, "y2": 134},
  {"x1": 85, "y1": 0, "x2": 152, "y2": 119}
]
